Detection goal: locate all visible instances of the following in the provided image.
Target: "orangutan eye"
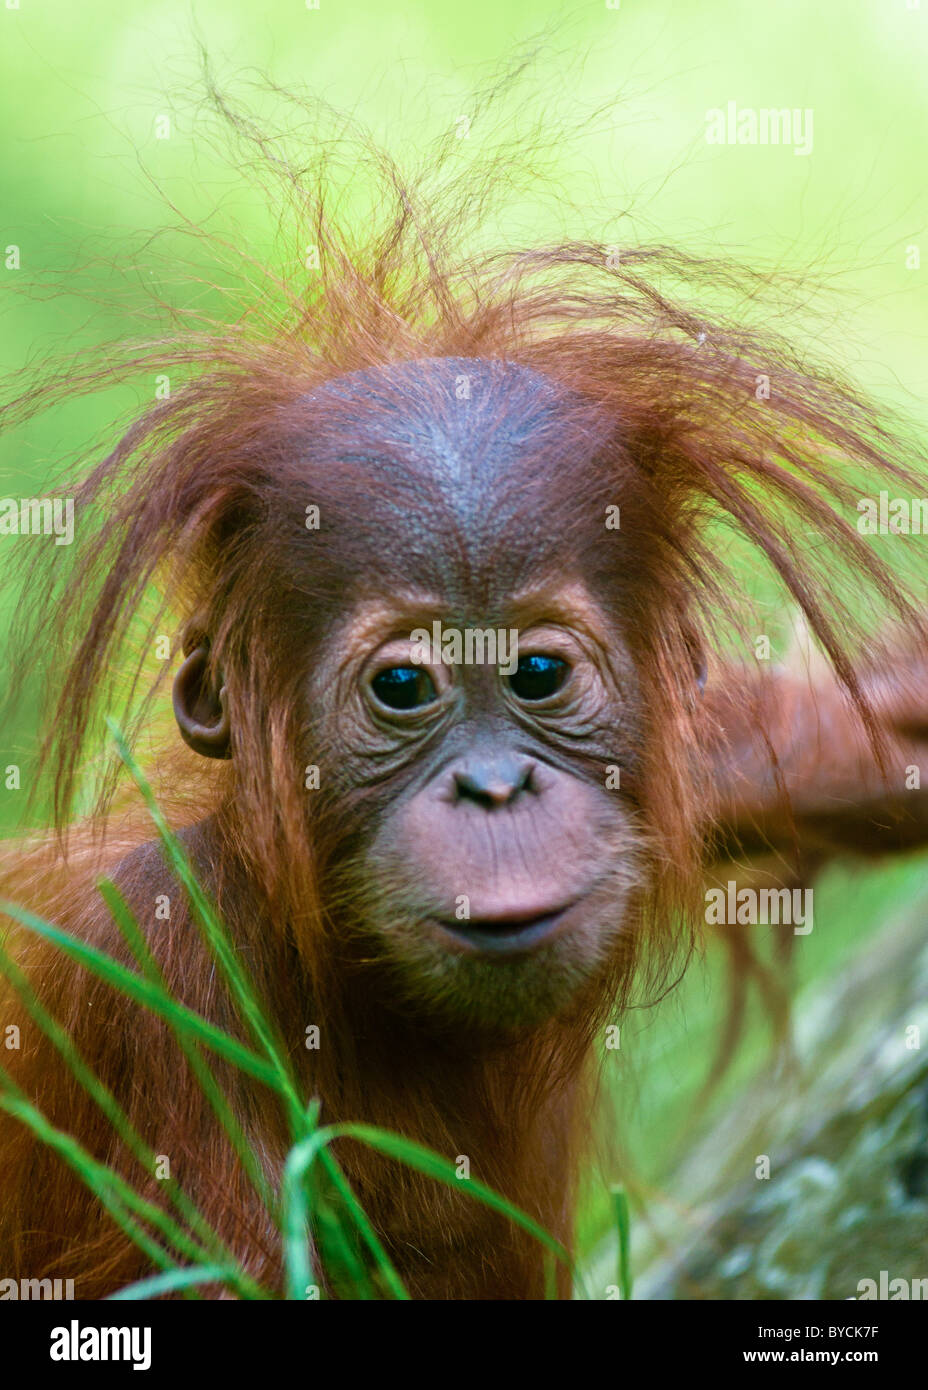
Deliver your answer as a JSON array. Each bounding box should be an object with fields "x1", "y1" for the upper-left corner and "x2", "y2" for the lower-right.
[
  {"x1": 508, "y1": 654, "x2": 568, "y2": 701},
  {"x1": 371, "y1": 665, "x2": 438, "y2": 711}
]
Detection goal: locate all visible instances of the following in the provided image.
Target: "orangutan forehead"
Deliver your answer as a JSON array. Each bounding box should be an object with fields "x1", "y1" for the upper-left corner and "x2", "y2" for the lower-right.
[
  {"x1": 279, "y1": 356, "x2": 615, "y2": 598},
  {"x1": 292, "y1": 355, "x2": 609, "y2": 502}
]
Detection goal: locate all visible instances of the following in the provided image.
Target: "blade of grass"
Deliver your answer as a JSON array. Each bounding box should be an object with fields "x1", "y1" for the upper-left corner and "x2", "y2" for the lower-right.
[
  {"x1": 109, "y1": 1265, "x2": 238, "y2": 1300},
  {"x1": 0, "y1": 937, "x2": 263, "y2": 1299},
  {"x1": 281, "y1": 1132, "x2": 329, "y2": 1300},
  {"x1": 333, "y1": 1123, "x2": 575, "y2": 1276},
  {"x1": 610, "y1": 1184, "x2": 633, "y2": 1300},
  {"x1": 3, "y1": 886, "x2": 405, "y2": 1294},
  {"x1": 288, "y1": 1101, "x2": 380, "y2": 1300},
  {"x1": 316, "y1": 1149, "x2": 408, "y2": 1300},
  {"x1": 106, "y1": 720, "x2": 304, "y2": 1131},
  {"x1": 0, "y1": 900, "x2": 279, "y2": 1089},
  {"x1": 97, "y1": 877, "x2": 276, "y2": 1219},
  {"x1": 283, "y1": 1120, "x2": 572, "y2": 1297},
  {"x1": 280, "y1": 1128, "x2": 407, "y2": 1300},
  {"x1": 0, "y1": 1075, "x2": 232, "y2": 1292}
]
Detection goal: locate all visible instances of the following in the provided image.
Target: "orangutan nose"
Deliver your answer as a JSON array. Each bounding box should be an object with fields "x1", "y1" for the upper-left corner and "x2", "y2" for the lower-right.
[{"x1": 452, "y1": 753, "x2": 536, "y2": 809}]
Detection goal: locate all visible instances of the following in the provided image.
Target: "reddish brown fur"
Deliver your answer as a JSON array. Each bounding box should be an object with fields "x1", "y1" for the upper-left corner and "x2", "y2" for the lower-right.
[{"x1": 709, "y1": 650, "x2": 928, "y2": 868}]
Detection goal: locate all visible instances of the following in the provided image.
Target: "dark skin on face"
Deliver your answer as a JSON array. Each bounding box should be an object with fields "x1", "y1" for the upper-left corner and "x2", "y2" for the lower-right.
[{"x1": 175, "y1": 360, "x2": 649, "y2": 1030}]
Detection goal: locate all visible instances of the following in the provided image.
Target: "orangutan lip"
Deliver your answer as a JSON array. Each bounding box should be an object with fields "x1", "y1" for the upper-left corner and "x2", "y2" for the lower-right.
[{"x1": 433, "y1": 903, "x2": 578, "y2": 956}]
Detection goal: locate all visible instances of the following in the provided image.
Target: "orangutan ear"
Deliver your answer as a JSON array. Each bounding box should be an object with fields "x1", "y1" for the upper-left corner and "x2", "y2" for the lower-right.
[{"x1": 172, "y1": 640, "x2": 231, "y2": 759}]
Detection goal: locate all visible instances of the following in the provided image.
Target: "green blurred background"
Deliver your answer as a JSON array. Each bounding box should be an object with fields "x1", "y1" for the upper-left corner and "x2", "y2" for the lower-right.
[{"x1": 2, "y1": 0, "x2": 927, "y2": 1297}]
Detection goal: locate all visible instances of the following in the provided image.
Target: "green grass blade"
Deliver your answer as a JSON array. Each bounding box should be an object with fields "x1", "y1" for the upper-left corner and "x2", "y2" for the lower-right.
[
  {"x1": 97, "y1": 877, "x2": 276, "y2": 1218},
  {"x1": 109, "y1": 1265, "x2": 240, "y2": 1300},
  {"x1": 316, "y1": 1149, "x2": 408, "y2": 1300},
  {"x1": 0, "y1": 900, "x2": 279, "y2": 1089},
  {"x1": 106, "y1": 720, "x2": 304, "y2": 1130},
  {"x1": 279, "y1": 1123, "x2": 408, "y2": 1300},
  {"x1": 610, "y1": 1184, "x2": 633, "y2": 1300},
  {"x1": 331, "y1": 1123, "x2": 576, "y2": 1279},
  {"x1": 0, "y1": 1076, "x2": 212, "y2": 1288},
  {"x1": 0, "y1": 935, "x2": 262, "y2": 1299},
  {"x1": 280, "y1": 1129, "x2": 402, "y2": 1300},
  {"x1": 281, "y1": 1132, "x2": 331, "y2": 1299}
]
